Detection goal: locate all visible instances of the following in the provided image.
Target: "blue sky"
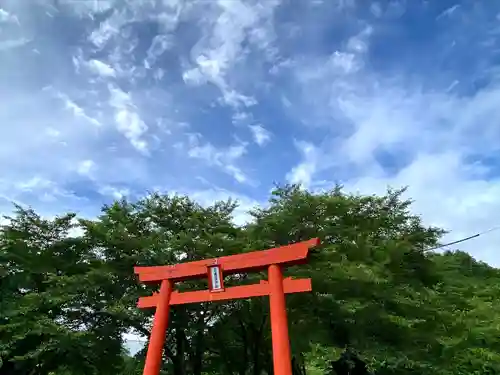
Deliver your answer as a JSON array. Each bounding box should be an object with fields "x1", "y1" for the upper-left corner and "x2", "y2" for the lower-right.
[{"x1": 1, "y1": 0, "x2": 500, "y2": 265}]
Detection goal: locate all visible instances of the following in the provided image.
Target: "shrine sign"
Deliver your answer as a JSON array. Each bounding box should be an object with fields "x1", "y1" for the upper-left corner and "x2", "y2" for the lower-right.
[{"x1": 134, "y1": 238, "x2": 320, "y2": 375}]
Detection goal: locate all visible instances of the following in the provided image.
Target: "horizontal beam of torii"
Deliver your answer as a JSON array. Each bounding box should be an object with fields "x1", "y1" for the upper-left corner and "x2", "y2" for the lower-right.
[
  {"x1": 138, "y1": 277, "x2": 312, "y2": 307},
  {"x1": 134, "y1": 237, "x2": 318, "y2": 283},
  {"x1": 134, "y1": 238, "x2": 320, "y2": 375}
]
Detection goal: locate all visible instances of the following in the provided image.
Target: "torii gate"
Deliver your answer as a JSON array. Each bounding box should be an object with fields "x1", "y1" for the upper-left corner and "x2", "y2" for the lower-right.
[{"x1": 134, "y1": 238, "x2": 320, "y2": 375}]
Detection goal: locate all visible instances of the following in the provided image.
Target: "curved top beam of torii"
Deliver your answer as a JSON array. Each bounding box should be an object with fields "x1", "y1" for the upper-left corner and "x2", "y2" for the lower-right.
[{"x1": 134, "y1": 237, "x2": 320, "y2": 283}]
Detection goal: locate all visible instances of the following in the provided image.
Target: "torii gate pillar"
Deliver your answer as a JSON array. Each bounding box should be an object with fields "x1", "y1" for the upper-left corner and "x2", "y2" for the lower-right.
[
  {"x1": 143, "y1": 279, "x2": 173, "y2": 375},
  {"x1": 268, "y1": 264, "x2": 293, "y2": 375},
  {"x1": 134, "y1": 238, "x2": 320, "y2": 375}
]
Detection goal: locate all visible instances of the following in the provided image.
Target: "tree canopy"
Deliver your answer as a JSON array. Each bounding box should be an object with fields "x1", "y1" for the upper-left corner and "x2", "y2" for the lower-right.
[{"x1": 1, "y1": 185, "x2": 499, "y2": 375}]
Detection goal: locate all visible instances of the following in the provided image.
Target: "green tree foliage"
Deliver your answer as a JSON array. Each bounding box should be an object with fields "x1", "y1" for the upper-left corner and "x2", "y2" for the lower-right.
[
  {"x1": 1, "y1": 186, "x2": 500, "y2": 375},
  {"x1": 0, "y1": 206, "x2": 125, "y2": 375}
]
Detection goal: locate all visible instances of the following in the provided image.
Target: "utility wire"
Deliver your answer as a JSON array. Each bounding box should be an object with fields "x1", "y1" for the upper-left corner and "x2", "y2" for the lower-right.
[{"x1": 426, "y1": 225, "x2": 500, "y2": 252}]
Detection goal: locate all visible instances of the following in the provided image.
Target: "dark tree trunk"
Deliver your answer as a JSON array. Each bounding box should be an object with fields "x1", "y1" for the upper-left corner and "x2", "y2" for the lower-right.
[
  {"x1": 191, "y1": 328, "x2": 204, "y2": 375},
  {"x1": 172, "y1": 327, "x2": 186, "y2": 375}
]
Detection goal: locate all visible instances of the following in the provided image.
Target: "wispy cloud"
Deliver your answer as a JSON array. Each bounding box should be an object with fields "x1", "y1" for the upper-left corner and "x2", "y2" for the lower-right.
[
  {"x1": 249, "y1": 125, "x2": 271, "y2": 147},
  {"x1": 184, "y1": 133, "x2": 249, "y2": 184},
  {"x1": 87, "y1": 59, "x2": 116, "y2": 77},
  {"x1": 1, "y1": 0, "x2": 500, "y2": 265},
  {"x1": 286, "y1": 141, "x2": 318, "y2": 189},
  {"x1": 283, "y1": 2, "x2": 500, "y2": 263},
  {"x1": 108, "y1": 85, "x2": 149, "y2": 154},
  {"x1": 182, "y1": 0, "x2": 280, "y2": 109}
]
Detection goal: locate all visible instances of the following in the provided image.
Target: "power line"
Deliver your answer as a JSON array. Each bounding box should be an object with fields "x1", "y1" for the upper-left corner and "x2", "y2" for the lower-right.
[{"x1": 426, "y1": 225, "x2": 500, "y2": 252}]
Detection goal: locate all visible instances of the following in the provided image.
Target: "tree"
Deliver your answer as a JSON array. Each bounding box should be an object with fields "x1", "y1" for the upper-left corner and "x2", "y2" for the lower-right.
[
  {"x1": 2, "y1": 186, "x2": 500, "y2": 375},
  {"x1": 0, "y1": 206, "x2": 125, "y2": 375},
  {"x1": 241, "y1": 185, "x2": 446, "y2": 374},
  {"x1": 78, "y1": 193, "x2": 248, "y2": 375},
  {"x1": 427, "y1": 251, "x2": 500, "y2": 375}
]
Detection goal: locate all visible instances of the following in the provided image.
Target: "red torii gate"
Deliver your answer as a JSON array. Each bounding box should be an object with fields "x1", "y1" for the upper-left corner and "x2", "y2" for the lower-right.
[{"x1": 134, "y1": 238, "x2": 320, "y2": 375}]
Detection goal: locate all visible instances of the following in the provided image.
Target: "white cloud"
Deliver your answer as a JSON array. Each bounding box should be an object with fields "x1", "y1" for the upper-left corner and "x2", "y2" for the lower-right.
[
  {"x1": 249, "y1": 124, "x2": 271, "y2": 146},
  {"x1": 88, "y1": 8, "x2": 124, "y2": 48},
  {"x1": 77, "y1": 160, "x2": 95, "y2": 177},
  {"x1": 87, "y1": 59, "x2": 116, "y2": 77},
  {"x1": 16, "y1": 176, "x2": 54, "y2": 192},
  {"x1": 346, "y1": 26, "x2": 372, "y2": 54},
  {"x1": 3, "y1": 176, "x2": 77, "y2": 205},
  {"x1": 56, "y1": 0, "x2": 114, "y2": 17},
  {"x1": 115, "y1": 110, "x2": 148, "y2": 153},
  {"x1": 437, "y1": 4, "x2": 461, "y2": 20},
  {"x1": 108, "y1": 85, "x2": 149, "y2": 154},
  {"x1": 98, "y1": 185, "x2": 130, "y2": 200},
  {"x1": 145, "y1": 34, "x2": 174, "y2": 67},
  {"x1": 184, "y1": 134, "x2": 249, "y2": 184},
  {"x1": 182, "y1": 0, "x2": 280, "y2": 108},
  {"x1": 232, "y1": 111, "x2": 251, "y2": 125},
  {"x1": 286, "y1": 141, "x2": 319, "y2": 189},
  {"x1": 0, "y1": 38, "x2": 31, "y2": 51},
  {"x1": 55, "y1": 91, "x2": 101, "y2": 126},
  {"x1": 369, "y1": 3, "x2": 383, "y2": 18},
  {"x1": 0, "y1": 8, "x2": 18, "y2": 24},
  {"x1": 285, "y1": 19, "x2": 500, "y2": 266},
  {"x1": 0, "y1": 8, "x2": 9, "y2": 21},
  {"x1": 45, "y1": 127, "x2": 61, "y2": 138},
  {"x1": 2, "y1": 0, "x2": 500, "y2": 269},
  {"x1": 345, "y1": 151, "x2": 500, "y2": 266}
]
